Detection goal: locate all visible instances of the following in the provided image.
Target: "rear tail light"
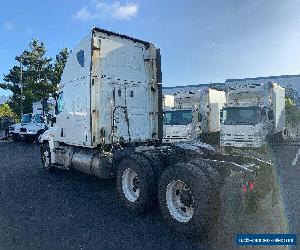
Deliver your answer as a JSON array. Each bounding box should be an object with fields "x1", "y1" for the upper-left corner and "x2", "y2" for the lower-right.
[
  {"x1": 249, "y1": 182, "x2": 254, "y2": 191},
  {"x1": 243, "y1": 181, "x2": 255, "y2": 193}
]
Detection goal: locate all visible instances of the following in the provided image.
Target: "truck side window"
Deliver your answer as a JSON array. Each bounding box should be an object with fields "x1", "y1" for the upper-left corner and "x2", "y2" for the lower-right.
[
  {"x1": 57, "y1": 92, "x2": 64, "y2": 114},
  {"x1": 77, "y1": 50, "x2": 85, "y2": 67}
]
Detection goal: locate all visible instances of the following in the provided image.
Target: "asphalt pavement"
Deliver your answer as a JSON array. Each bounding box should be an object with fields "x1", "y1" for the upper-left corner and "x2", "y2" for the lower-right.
[
  {"x1": 0, "y1": 141, "x2": 205, "y2": 249},
  {"x1": 0, "y1": 140, "x2": 298, "y2": 249},
  {"x1": 270, "y1": 142, "x2": 300, "y2": 238}
]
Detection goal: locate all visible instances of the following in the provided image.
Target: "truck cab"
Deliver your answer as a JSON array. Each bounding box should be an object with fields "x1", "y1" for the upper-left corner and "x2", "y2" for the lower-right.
[
  {"x1": 163, "y1": 88, "x2": 226, "y2": 143},
  {"x1": 163, "y1": 108, "x2": 194, "y2": 142},
  {"x1": 19, "y1": 113, "x2": 47, "y2": 142},
  {"x1": 9, "y1": 113, "x2": 32, "y2": 141},
  {"x1": 220, "y1": 105, "x2": 267, "y2": 147},
  {"x1": 17, "y1": 100, "x2": 55, "y2": 143},
  {"x1": 220, "y1": 82, "x2": 285, "y2": 148}
]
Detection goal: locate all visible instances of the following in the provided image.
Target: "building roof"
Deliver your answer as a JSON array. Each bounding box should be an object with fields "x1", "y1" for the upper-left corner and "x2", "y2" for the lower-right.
[
  {"x1": 226, "y1": 74, "x2": 300, "y2": 82},
  {"x1": 163, "y1": 82, "x2": 224, "y2": 89}
]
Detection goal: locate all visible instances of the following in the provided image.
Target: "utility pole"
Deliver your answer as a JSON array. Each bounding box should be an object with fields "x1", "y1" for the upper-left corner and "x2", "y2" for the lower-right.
[
  {"x1": 20, "y1": 56, "x2": 23, "y2": 116},
  {"x1": 16, "y1": 56, "x2": 24, "y2": 116}
]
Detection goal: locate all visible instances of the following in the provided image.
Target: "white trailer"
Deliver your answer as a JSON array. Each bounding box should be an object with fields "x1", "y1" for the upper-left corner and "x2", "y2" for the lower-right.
[
  {"x1": 38, "y1": 28, "x2": 276, "y2": 238},
  {"x1": 163, "y1": 88, "x2": 226, "y2": 143},
  {"x1": 220, "y1": 82, "x2": 285, "y2": 148}
]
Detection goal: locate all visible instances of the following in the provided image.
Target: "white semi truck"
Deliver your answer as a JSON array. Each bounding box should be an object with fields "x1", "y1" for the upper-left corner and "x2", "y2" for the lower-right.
[
  {"x1": 19, "y1": 101, "x2": 48, "y2": 142},
  {"x1": 9, "y1": 113, "x2": 32, "y2": 141},
  {"x1": 39, "y1": 28, "x2": 277, "y2": 238},
  {"x1": 9, "y1": 99, "x2": 54, "y2": 143},
  {"x1": 163, "y1": 88, "x2": 226, "y2": 143},
  {"x1": 19, "y1": 113, "x2": 47, "y2": 142},
  {"x1": 220, "y1": 82, "x2": 285, "y2": 148},
  {"x1": 163, "y1": 93, "x2": 194, "y2": 142}
]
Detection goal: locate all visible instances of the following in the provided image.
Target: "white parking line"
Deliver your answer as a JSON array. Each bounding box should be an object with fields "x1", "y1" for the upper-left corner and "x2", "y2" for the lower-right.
[{"x1": 292, "y1": 147, "x2": 300, "y2": 166}]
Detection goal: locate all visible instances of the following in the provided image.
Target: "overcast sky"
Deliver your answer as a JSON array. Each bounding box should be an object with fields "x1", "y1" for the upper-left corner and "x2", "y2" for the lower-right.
[{"x1": 1, "y1": 0, "x2": 300, "y2": 96}]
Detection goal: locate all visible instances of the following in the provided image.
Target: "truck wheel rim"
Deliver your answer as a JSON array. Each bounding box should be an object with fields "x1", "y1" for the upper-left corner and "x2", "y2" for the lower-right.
[
  {"x1": 122, "y1": 168, "x2": 140, "y2": 202},
  {"x1": 166, "y1": 180, "x2": 194, "y2": 223}
]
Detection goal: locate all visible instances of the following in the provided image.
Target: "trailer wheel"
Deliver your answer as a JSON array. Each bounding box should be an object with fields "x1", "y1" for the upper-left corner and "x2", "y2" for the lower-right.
[
  {"x1": 116, "y1": 154, "x2": 156, "y2": 213},
  {"x1": 158, "y1": 163, "x2": 213, "y2": 238},
  {"x1": 41, "y1": 142, "x2": 53, "y2": 171}
]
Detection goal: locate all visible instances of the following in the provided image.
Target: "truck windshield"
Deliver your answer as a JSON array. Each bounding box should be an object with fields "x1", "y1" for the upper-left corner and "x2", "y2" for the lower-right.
[
  {"x1": 21, "y1": 114, "x2": 32, "y2": 124},
  {"x1": 33, "y1": 114, "x2": 44, "y2": 123},
  {"x1": 221, "y1": 106, "x2": 262, "y2": 125},
  {"x1": 163, "y1": 110, "x2": 193, "y2": 125}
]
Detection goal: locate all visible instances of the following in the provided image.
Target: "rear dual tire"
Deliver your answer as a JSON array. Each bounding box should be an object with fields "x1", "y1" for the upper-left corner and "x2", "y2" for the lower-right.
[
  {"x1": 117, "y1": 156, "x2": 217, "y2": 238},
  {"x1": 158, "y1": 163, "x2": 214, "y2": 238},
  {"x1": 116, "y1": 154, "x2": 156, "y2": 213}
]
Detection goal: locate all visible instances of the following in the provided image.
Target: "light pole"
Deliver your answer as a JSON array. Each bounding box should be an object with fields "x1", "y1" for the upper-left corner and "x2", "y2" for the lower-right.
[{"x1": 15, "y1": 56, "x2": 24, "y2": 116}]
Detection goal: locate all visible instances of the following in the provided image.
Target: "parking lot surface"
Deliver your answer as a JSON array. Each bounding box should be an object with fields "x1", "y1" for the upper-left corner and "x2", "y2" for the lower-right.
[
  {"x1": 0, "y1": 140, "x2": 298, "y2": 249},
  {"x1": 270, "y1": 142, "x2": 300, "y2": 238},
  {"x1": 0, "y1": 141, "x2": 206, "y2": 249}
]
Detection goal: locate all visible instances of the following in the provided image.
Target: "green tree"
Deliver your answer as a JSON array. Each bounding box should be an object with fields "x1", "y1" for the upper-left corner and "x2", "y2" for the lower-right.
[
  {"x1": 0, "y1": 40, "x2": 69, "y2": 116},
  {"x1": 52, "y1": 48, "x2": 69, "y2": 87},
  {"x1": 285, "y1": 84, "x2": 298, "y2": 102},
  {"x1": 0, "y1": 103, "x2": 16, "y2": 118},
  {"x1": 285, "y1": 97, "x2": 300, "y2": 128}
]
